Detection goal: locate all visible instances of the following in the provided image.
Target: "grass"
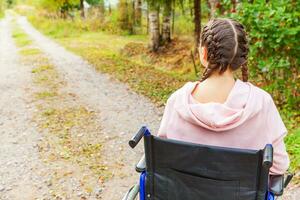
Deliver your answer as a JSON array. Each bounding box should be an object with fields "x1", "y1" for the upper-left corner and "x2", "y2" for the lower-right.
[
  {"x1": 35, "y1": 91, "x2": 57, "y2": 99},
  {"x1": 19, "y1": 48, "x2": 41, "y2": 55},
  {"x1": 26, "y1": 14, "x2": 300, "y2": 179},
  {"x1": 12, "y1": 30, "x2": 32, "y2": 47},
  {"x1": 286, "y1": 128, "x2": 300, "y2": 175},
  {"x1": 31, "y1": 64, "x2": 52, "y2": 73}
]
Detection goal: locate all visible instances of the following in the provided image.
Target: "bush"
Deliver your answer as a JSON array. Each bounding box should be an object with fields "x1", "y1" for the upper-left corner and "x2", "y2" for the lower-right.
[{"x1": 228, "y1": 1, "x2": 299, "y2": 112}]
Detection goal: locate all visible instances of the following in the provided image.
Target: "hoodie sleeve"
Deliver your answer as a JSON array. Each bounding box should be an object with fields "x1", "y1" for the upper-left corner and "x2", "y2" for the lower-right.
[
  {"x1": 266, "y1": 95, "x2": 290, "y2": 175},
  {"x1": 157, "y1": 93, "x2": 176, "y2": 138}
]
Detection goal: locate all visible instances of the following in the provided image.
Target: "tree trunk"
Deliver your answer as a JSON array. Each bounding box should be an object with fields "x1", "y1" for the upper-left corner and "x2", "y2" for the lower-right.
[
  {"x1": 162, "y1": 1, "x2": 172, "y2": 43},
  {"x1": 99, "y1": 0, "x2": 105, "y2": 14},
  {"x1": 146, "y1": 8, "x2": 149, "y2": 34},
  {"x1": 108, "y1": 1, "x2": 112, "y2": 14},
  {"x1": 80, "y1": 0, "x2": 85, "y2": 18},
  {"x1": 148, "y1": 4, "x2": 160, "y2": 52},
  {"x1": 118, "y1": 0, "x2": 130, "y2": 30},
  {"x1": 172, "y1": 1, "x2": 175, "y2": 35},
  {"x1": 194, "y1": 0, "x2": 201, "y2": 53},
  {"x1": 134, "y1": 0, "x2": 142, "y2": 26}
]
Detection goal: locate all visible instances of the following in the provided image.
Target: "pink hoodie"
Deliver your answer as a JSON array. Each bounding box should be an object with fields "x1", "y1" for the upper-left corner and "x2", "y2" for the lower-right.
[{"x1": 158, "y1": 79, "x2": 289, "y2": 175}]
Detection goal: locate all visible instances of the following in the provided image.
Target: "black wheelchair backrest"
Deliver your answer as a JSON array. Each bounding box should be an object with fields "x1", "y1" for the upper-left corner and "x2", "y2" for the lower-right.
[{"x1": 143, "y1": 135, "x2": 272, "y2": 200}]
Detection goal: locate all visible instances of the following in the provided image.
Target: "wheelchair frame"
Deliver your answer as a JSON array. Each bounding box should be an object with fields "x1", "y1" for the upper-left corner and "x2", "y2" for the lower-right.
[{"x1": 124, "y1": 126, "x2": 293, "y2": 200}]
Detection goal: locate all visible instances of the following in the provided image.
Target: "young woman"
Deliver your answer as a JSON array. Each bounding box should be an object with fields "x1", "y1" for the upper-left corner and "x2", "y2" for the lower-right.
[{"x1": 158, "y1": 18, "x2": 289, "y2": 175}]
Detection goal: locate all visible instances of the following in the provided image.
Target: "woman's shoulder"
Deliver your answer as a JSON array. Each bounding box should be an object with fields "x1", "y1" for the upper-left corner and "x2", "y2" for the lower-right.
[
  {"x1": 246, "y1": 81, "x2": 274, "y2": 104},
  {"x1": 167, "y1": 81, "x2": 197, "y2": 102}
]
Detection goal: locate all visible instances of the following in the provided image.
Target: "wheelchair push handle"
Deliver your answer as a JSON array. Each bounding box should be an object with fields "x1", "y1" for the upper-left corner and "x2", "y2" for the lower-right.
[{"x1": 129, "y1": 126, "x2": 149, "y2": 149}]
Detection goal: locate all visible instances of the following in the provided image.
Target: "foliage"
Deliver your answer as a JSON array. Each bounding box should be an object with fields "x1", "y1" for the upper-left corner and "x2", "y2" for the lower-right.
[
  {"x1": 86, "y1": 0, "x2": 103, "y2": 5},
  {"x1": 27, "y1": 11, "x2": 124, "y2": 36},
  {"x1": 0, "y1": 0, "x2": 6, "y2": 17},
  {"x1": 227, "y1": 0, "x2": 299, "y2": 112},
  {"x1": 37, "y1": 0, "x2": 78, "y2": 12}
]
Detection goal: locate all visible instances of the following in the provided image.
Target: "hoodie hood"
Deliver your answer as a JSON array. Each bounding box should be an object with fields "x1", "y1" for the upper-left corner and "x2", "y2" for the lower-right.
[{"x1": 174, "y1": 79, "x2": 262, "y2": 132}]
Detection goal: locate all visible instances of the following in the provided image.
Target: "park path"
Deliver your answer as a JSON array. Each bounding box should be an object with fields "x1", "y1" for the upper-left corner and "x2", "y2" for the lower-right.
[{"x1": 0, "y1": 13, "x2": 299, "y2": 200}]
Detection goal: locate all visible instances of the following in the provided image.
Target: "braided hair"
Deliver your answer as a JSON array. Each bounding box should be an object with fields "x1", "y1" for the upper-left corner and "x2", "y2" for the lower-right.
[{"x1": 200, "y1": 18, "x2": 249, "y2": 82}]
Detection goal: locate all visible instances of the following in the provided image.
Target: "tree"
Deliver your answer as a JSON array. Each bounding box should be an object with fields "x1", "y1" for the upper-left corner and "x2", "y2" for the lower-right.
[
  {"x1": 118, "y1": 0, "x2": 134, "y2": 33},
  {"x1": 98, "y1": 0, "x2": 105, "y2": 15},
  {"x1": 147, "y1": 0, "x2": 160, "y2": 51},
  {"x1": 38, "y1": 0, "x2": 78, "y2": 17},
  {"x1": 86, "y1": 0, "x2": 105, "y2": 16},
  {"x1": 134, "y1": 0, "x2": 142, "y2": 26},
  {"x1": 162, "y1": 0, "x2": 172, "y2": 43},
  {"x1": 193, "y1": 0, "x2": 201, "y2": 53},
  {"x1": 80, "y1": 0, "x2": 84, "y2": 18}
]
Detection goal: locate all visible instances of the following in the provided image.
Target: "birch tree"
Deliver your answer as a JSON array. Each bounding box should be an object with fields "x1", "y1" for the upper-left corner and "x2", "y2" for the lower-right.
[{"x1": 147, "y1": 0, "x2": 160, "y2": 51}]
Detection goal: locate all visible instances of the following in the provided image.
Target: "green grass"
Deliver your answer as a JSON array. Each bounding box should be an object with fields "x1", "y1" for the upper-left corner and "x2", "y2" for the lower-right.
[
  {"x1": 35, "y1": 91, "x2": 58, "y2": 99},
  {"x1": 286, "y1": 128, "x2": 300, "y2": 173},
  {"x1": 19, "y1": 48, "x2": 41, "y2": 55},
  {"x1": 12, "y1": 30, "x2": 32, "y2": 47},
  {"x1": 31, "y1": 64, "x2": 52, "y2": 73}
]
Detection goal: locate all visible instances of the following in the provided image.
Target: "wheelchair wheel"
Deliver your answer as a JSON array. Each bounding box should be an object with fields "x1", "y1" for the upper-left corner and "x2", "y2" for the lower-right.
[{"x1": 122, "y1": 183, "x2": 140, "y2": 200}]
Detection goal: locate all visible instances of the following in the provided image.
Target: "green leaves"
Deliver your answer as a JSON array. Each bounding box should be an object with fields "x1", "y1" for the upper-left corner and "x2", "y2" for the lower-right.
[{"x1": 227, "y1": 0, "x2": 300, "y2": 111}]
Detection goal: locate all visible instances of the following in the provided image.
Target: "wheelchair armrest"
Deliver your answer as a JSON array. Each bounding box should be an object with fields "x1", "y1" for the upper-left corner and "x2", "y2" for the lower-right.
[
  {"x1": 135, "y1": 155, "x2": 146, "y2": 173},
  {"x1": 269, "y1": 175, "x2": 284, "y2": 196},
  {"x1": 263, "y1": 144, "x2": 273, "y2": 168}
]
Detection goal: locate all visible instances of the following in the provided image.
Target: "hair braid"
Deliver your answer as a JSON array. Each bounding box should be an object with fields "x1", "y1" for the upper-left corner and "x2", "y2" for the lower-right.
[
  {"x1": 200, "y1": 18, "x2": 249, "y2": 82},
  {"x1": 200, "y1": 20, "x2": 221, "y2": 81},
  {"x1": 241, "y1": 61, "x2": 248, "y2": 82}
]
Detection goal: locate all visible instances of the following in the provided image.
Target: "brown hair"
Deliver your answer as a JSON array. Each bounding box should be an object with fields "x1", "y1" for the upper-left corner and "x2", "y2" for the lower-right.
[{"x1": 200, "y1": 18, "x2": 249, "y2": 82}]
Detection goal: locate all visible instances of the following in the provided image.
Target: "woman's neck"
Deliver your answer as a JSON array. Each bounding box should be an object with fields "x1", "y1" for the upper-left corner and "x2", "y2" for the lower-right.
[
  {"x1": 192, "y1": 69, "x2": 236, "y2": 104},
  {"x1": 203, "y1": 69, "x2": 235, "y2": 84}
]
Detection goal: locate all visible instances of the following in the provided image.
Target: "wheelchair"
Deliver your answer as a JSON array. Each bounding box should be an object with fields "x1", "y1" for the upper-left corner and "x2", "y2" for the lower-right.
[{"x1": 123, "y1": 126, "x2": 293, "y2": 200}]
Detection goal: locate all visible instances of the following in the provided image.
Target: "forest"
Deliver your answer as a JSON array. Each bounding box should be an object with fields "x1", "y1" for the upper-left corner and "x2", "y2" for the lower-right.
[{"x1": 0, "y1": 0, "x2": 299, "y2": 193}]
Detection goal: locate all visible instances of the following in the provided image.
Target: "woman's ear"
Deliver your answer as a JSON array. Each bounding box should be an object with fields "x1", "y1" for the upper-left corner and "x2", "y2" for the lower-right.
[{"x1": 199, "y1": 46, "x2": 208, "y2": 68}]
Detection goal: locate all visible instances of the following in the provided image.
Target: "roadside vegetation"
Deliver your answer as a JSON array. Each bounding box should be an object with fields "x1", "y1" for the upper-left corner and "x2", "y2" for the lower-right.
[
  {"x1": 6, "y1": 0, "x2": 300, "y2": 181},
  {"x1": 0, "y1": 0, "x2": 5, "y2": 18}
]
